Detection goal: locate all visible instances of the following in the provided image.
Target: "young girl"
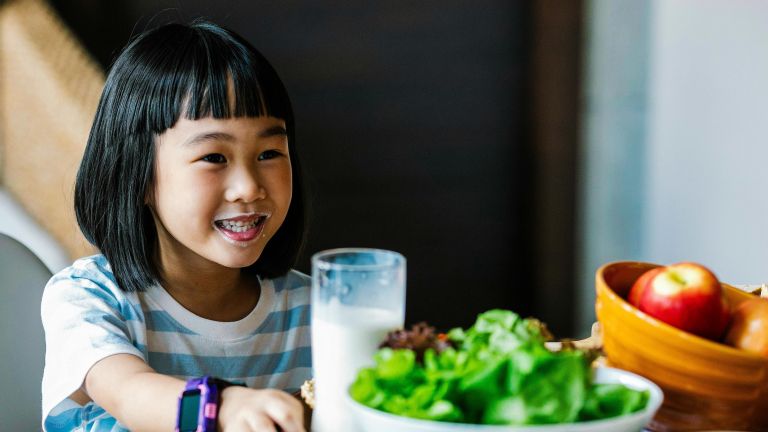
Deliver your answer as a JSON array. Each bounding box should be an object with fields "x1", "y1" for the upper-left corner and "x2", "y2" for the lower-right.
[{"x1": 41, "y1": 21, "x2": 310, "y2": 432}]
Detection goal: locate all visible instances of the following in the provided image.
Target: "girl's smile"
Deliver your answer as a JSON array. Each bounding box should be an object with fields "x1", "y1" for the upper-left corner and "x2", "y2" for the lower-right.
[{"x1": 213, "y1": 211, "x2": 271, "y2": 245}]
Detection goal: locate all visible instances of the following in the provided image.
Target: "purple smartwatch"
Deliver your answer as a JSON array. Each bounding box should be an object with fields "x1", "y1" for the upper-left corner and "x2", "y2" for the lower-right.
[{"x1": 175, "y1": 376, "x2": 242, "y2": 432}]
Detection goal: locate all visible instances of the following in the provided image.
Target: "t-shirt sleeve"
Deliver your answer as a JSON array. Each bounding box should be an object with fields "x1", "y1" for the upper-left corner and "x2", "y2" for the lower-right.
[{"x1": 40, "y1": 266, "x2": 145, "y2": 430}]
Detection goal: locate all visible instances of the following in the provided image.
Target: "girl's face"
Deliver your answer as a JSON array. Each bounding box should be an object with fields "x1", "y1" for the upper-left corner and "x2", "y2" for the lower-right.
[{"x1": 150, "y1": 115, "x2": 292, "y2": 272}]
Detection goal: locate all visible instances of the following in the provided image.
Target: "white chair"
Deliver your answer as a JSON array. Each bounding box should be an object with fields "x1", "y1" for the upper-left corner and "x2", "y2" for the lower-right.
[{"x1": 0, "y1": 190, "x2": 70, "y2": 274}]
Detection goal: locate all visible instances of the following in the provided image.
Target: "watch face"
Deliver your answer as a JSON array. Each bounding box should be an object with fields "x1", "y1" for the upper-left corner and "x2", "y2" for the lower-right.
[{"x1": 179, "y1": 389, "x2": 202, "y2": 432}]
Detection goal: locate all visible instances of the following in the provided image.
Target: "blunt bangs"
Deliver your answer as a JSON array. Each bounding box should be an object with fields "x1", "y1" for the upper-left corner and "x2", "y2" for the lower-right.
[
  {"x1": 75, "y1": 21, "x2": 306, "y2": 292},
  {"x1": 116, "y1": 22, "x2": 293, "y2": 136}
]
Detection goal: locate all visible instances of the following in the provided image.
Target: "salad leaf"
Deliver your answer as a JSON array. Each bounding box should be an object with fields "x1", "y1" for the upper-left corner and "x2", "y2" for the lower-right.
[
  {"x1": 380, "y1": 322, "x2": 455, "y2": 362},
  {"x1": 350, "y1": 309, "x2": 650, "y2": 425},
  {"x1": 579, "y1": 383, "x2": 650, "y2": 421},
  {"x1": 374, "y1": 348, "x2": 416, "y2": 380}
]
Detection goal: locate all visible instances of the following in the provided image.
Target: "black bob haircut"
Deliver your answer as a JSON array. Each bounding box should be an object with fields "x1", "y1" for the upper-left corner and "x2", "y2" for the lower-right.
[{"x1": 75, "y1": 21, "x2": 307, "y2": 292}]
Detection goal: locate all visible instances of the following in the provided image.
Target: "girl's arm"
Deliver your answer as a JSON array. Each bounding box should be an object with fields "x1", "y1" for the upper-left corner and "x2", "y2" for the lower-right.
[
  {"x1": 85, "y1": 353, "x2": 305, "y2": 432},
  {"x1": 85, "y1": 354, "x2": 185, "y2": 431}
]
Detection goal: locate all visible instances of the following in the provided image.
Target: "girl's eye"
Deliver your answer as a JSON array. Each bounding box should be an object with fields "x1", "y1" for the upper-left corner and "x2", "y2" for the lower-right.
[
  {"x1": 201, "y1": 154, "x2": 227, "y2": 164},
  {"x1": 258, "y1": 150, "x2": 283, "y2": 161}
]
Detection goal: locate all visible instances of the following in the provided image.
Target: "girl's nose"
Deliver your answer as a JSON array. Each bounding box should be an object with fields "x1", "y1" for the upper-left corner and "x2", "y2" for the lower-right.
[{"x1": 225, "y1": 169, "x2": 267, "y2": 203}]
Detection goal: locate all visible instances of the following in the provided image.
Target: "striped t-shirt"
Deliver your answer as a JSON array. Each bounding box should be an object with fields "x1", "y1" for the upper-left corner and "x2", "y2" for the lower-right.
[{"x1": 41, "y1": 254, "x2": 312, "y2": 432}]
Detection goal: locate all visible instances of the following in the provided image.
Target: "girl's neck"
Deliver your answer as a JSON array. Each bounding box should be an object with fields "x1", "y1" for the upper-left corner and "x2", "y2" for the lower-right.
[{"x1": 157, "y1": 255, "x2": 260, "y2": 322}]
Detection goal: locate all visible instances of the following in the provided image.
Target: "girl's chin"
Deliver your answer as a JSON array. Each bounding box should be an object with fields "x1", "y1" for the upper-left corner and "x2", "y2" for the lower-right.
[
  {"x1": 210, "y1": 248, "x2": 264, "y2": 269},
  {"x1": 213, "y1": 255, "x2": 261, "y2": 269}
]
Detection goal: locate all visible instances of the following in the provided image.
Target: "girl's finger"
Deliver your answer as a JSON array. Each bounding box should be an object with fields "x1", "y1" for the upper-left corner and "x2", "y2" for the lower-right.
[
  {"x1": 263, "y1": 398, "x2": 304, "y2": 432},
  {"x1": 245, "y1": 413, "x2": 278, "y2": 432}
]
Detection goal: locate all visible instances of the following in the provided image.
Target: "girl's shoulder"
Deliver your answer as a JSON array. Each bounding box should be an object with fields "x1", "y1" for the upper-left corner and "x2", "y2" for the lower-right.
[
  {"x1": 43, "y1": 254, "x2": 137, "y2": 308},
  {"x1": 48, "y1": 253, "x2": 115, "y2": 285}
]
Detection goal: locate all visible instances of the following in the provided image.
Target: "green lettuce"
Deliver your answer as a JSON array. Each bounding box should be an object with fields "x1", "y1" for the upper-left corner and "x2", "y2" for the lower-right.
[{"x1": 350, "y1": 309, "x2": 649, "y2": 425}]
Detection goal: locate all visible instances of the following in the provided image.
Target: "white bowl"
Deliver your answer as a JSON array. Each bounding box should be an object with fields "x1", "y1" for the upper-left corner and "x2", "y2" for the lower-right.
[{"x1": 346, "y1": 367, "x2": 663, "y2": 432}]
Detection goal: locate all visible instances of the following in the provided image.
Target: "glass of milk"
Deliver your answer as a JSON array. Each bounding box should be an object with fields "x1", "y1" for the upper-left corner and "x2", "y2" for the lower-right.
[{"x1": 310, "y1": 248, "x2": 406, "y2": 432}]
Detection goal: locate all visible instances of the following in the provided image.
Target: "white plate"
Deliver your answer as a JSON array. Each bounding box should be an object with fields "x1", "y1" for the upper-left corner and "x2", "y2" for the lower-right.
[{"x1": 346, "y1": 366, "x2": 663, "y2": 432}]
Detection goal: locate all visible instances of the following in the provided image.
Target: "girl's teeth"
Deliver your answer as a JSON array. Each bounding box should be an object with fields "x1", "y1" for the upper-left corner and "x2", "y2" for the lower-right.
[{"x1": 219, "y1": 219, "x2": 260, "y2": 232}]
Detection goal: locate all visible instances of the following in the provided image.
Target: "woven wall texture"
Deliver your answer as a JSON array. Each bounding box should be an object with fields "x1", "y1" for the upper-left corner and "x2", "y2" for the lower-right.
[{"x1": 0, "y1": 0, "x2": 102, "y2": 259}]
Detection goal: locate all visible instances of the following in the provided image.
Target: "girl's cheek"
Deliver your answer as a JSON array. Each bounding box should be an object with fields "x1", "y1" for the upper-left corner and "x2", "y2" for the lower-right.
[{"x1": 187, "y1": 168, "x2": 221, "y2": 186}]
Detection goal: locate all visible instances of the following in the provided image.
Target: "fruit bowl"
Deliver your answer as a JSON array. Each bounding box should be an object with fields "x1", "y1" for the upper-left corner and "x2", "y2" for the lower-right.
[
  {"x1": 346, "y1": 366, "x2": 663, "y2": 432},
  {"x1": 596, "y1": 261, "x2": 768, "y2": 431}
]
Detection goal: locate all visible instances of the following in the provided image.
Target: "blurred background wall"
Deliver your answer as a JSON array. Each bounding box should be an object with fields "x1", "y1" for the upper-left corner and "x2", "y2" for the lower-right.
[
  {"x1": 3, "y1": 0, "x2": 766, "y2": 339},
  {"x1": 577, "y1": 0, "x2": 768, "y2": 334}
]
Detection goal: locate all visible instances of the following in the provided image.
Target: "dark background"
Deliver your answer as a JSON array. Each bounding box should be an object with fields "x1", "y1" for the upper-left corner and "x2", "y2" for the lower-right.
[{"x1": 50, "y1": 0, "x2": 582, "y2": 336}]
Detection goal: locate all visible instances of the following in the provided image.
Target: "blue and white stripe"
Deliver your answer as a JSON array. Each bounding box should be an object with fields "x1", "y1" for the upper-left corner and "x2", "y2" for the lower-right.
[{"x1": 41, "y1": 255, "x2": 312, "y2": 432}]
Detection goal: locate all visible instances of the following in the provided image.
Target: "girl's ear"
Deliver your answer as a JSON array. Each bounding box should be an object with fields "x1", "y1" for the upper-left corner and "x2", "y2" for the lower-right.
[{"x1": 144, "y1": 186, "x2": 155, "y2": 207}]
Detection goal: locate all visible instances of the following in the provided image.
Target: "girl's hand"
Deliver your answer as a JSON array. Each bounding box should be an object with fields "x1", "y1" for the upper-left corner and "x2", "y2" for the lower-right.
[{"x1": 218, "y1": 386, "x2": 306, "y2": 432}]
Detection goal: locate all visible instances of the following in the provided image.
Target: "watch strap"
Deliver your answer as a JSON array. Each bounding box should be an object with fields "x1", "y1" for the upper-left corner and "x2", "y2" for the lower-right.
[{"x1": 176, "y1": 376, "x2": 245, "y2": 432}]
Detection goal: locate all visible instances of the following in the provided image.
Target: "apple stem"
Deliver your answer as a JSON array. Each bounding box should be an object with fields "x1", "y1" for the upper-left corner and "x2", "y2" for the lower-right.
[{"x1": 669, "y1": 272, "x2": 686, "y2": 286}]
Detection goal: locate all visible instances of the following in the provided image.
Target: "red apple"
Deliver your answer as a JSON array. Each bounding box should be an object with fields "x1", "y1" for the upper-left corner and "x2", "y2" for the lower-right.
[{"x1": 628, "y1": 262, "x2": 731, "y2": 340}]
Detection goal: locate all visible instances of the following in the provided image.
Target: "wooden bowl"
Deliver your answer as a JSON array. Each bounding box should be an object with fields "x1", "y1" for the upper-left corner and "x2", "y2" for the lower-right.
[{"x1": 595, "y1": 261, "x2": 768, "y2": 432}]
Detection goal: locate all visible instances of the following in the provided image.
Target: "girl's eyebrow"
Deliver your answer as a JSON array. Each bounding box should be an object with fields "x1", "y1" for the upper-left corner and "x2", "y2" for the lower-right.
[
  {"x1": 183, "y1": 125, "x2": 286, "y2": 147},
  {"x1": 259, "y1": 125, "x2": 288, "y2": 138},
  {"x1": 184, "y1": 131, "x2": 235, "y2": 147}
]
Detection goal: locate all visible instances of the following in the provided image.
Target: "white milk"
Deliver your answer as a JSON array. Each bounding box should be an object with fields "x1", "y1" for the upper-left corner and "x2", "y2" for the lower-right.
[{"x1": 311, "y1": 304, "x2": 402, "y2": 432}]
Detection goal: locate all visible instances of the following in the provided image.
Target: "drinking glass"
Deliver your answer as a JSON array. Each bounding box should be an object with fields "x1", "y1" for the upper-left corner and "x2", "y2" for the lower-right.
[{"x1": 310, "y1": 248, "x2": 406, "y2": 432}]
